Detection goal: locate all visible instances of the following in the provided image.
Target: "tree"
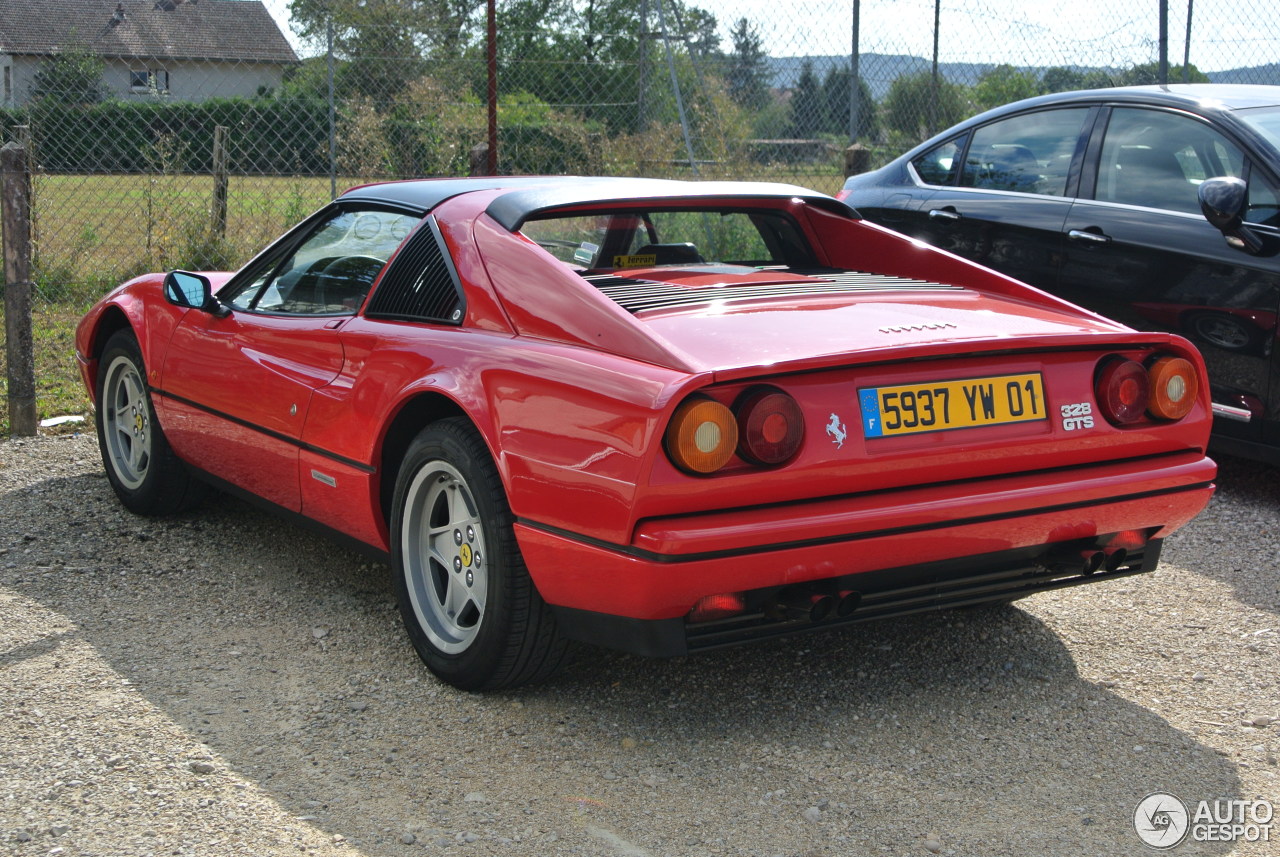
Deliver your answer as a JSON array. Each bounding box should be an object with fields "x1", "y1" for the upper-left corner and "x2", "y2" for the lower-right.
[
  {"x1": 883, "y1": 71, "x2": 970, "y2": 139},
  {"x1": 1040, "y1": 66, "x2": 1086, "y2": 94},
  {"x1": 30, "y1": 43, "x2": 105, "y2": 106},
  {"x1": 726, "y1": 18, "x2": 770, "y2": 110},
  {"x1": 972, "y1": 64, "x2": 1040, "y2": 111},
  {"x1": 821, "y1": 64, "x2": 876, "y2": 140},
  {"x1": 1116, "y1": 62, "x2": 1210, "y2": 86},
  {"x1": 788, "y1": 61, "x2": 822, "y2": 138}
]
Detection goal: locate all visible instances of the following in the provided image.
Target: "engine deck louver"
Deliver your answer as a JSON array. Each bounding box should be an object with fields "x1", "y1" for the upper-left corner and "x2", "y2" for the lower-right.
[{"x1": 582, "y1": 268, "x2": 961, "y2": 314}]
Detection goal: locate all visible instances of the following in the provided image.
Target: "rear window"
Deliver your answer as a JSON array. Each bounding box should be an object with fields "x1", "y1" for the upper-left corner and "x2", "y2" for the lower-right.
[{"x1": 519, "y1": 209, "x2": 816, "y2": 271}]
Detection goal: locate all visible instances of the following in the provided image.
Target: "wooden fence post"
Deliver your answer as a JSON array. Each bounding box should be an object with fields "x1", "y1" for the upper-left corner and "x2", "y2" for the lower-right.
[
  {"x1": 211, "y1": 125, "x2": 229, "y2": 241},
  {"x1": 2, "y1": 141, "x2": 37, "y2": 436}
]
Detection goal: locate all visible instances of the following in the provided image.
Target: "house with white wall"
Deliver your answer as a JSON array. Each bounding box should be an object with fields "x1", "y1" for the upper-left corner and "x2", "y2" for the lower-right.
[{"x1": 0, "y1": 0, "x2": 298, "y2": 106}]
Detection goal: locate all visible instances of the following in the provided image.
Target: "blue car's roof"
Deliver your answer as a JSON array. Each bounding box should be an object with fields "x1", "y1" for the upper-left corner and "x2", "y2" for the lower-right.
[{"x1": 339, "y1": 176, "x2": 855, "y2": 227}]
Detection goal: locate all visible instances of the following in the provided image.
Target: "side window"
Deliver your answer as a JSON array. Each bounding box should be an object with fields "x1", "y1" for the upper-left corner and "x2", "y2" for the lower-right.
[
  {"x1": 224, "y1": 208, "x2": 418, "y2": 315},
  {"x1": 960, "y1": 108, "x2": 1090, "y2": 196},
  {"x1": 1097, "y1": 108, "x2": 1244, "y2": 215},
  {"x1": 1246, "y1": 169, "x2": 1280, "y2": 228},
  {"x1": 911, "y1": 136, "x2": 966, "y2": 186}
]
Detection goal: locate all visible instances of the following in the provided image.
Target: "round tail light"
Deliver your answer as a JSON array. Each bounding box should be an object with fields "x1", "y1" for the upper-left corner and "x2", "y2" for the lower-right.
[
  {"x1": 665, "y1": 397, "x2": 739, "y2": 474},
  {"x1": 1096, "y1": 358, "x2": 1150, "y2": 425},
  {"x1": 736, "y1": 388, "x2": 805, "y2": 465},
  {"x1": 1147, "y1": 356, "x2": 1198, "y2": 420}
]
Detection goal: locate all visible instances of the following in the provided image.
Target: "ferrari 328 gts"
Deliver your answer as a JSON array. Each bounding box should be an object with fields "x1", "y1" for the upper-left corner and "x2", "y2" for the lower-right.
[{"x1": 76, "y1": 177, "x2": 1216, "y2": 689}]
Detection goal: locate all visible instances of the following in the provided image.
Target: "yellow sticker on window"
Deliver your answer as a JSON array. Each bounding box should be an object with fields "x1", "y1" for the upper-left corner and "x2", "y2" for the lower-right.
[{"x1": 613, "y1": 254, "x2": 658, "y2": 268}]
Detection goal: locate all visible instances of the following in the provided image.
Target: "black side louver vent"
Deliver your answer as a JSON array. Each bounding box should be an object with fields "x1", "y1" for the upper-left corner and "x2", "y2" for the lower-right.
[{"x1": 366, "y1": 216, "x2": 465, "y2": 324}]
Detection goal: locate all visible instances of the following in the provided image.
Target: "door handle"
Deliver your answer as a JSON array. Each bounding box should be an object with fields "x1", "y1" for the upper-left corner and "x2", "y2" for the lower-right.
[
  {"x1": 1068, "y1": 229, "x2": 1111, "y2": 245},
  {"x1": 928, "y1": 208, "x2": 961, "y2": 222}
]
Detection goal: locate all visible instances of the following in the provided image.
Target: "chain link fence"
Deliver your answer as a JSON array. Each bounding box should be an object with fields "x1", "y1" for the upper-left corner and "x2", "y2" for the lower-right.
[{"x1": 3, "y1": 0, "x2": 1280, "y2": 429}]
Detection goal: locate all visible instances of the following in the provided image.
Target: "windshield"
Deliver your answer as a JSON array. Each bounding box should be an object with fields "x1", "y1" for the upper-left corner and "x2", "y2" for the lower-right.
[{"x1": 519, "y1": 209, "x2": 816, "y2": 272}]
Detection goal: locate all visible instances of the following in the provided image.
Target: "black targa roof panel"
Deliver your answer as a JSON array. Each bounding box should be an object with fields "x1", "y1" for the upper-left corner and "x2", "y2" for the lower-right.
[{"x1": 337, "y1": 176, "x2": 857, "y2": 225}]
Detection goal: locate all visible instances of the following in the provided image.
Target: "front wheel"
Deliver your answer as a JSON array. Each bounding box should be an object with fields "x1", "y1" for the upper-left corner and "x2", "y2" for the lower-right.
[
  {"x1": 391, "y1": 418, "x2": 569, "y2": 690},
  {"x1": 94, "y1": 329, "x2": 204, "y2": 515}
]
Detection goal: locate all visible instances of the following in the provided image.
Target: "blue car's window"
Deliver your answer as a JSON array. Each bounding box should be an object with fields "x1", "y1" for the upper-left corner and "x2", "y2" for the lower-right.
[
  {"x1": 911, "y1": 136, "x2": 966, "y2": 186},
  {"x1": 1097, "y1": 108, "x2": 1243, "y2": 216},
  {"x1": 960, "y1": 108, "x2": 1089, "y2": 196}
]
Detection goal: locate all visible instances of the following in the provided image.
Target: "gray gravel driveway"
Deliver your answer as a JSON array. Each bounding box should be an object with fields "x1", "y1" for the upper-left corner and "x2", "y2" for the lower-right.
[{"x1": 2, "y1": 433, "x2": 1277, "y2": 856}]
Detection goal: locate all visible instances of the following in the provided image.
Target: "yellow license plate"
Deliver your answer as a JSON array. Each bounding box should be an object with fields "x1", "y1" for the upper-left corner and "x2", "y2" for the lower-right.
[{"x1": 859, "y1": 373, "x2": 1046, "y2": 438}]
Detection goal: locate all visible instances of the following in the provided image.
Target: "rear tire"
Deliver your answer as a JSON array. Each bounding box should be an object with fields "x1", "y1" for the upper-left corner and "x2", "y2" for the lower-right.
[
  {"x1": 391, "y1": 418, "x2": 569, "y2": 690},
  {"x1": 94, "y1": 329, "x2": 205, "y2": 515}
]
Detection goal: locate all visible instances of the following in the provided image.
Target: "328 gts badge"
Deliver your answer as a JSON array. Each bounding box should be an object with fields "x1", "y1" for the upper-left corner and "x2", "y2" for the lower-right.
[{"x1": 1061, "y1": 401, "x2": 1094, "y2": 431}]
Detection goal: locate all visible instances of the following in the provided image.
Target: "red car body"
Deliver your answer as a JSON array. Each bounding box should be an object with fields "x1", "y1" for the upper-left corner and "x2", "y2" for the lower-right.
[{"x1": 76, "y1": 177, "x2": 1215, "y2": 689}]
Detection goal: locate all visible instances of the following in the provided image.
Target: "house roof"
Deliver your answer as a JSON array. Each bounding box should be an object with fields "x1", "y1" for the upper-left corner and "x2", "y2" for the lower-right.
[{"x1": 0, "y1": 0, "x2": 298, "y2": 64}]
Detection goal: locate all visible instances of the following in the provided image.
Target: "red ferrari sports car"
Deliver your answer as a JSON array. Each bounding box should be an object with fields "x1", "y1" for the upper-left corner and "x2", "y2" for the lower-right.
[{"x1": 76, "y1": 177, "x2": 1215, "y2": 689}]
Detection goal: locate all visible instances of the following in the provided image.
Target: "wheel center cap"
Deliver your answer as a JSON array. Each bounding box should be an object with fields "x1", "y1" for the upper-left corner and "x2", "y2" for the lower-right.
[
  {"x1": 134, "y1": 414, "x2": 144, "y2": 433},
  {"x1": 459, "y1": 543, "x2": 473, "y2": 567}
]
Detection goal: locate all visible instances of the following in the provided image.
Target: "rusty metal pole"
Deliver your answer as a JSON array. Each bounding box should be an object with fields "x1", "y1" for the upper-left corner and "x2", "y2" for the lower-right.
[
  {"x1": 486, "y1": 0, "x2": 498, "y2": 175},
  {"x1": 1, "y1": 141, "x2": 37, "y2": 436}
]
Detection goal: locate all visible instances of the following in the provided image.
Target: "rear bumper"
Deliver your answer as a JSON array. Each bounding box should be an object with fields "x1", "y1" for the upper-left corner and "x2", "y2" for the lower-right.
[{"x1": 516, "y1": 451, "x2": 1214, "y2": 655}]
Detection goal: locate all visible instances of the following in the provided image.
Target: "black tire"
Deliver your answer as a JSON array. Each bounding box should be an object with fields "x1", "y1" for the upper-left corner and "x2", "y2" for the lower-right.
[
  {"x1": 94, "y1": 329, "x2": 205, "y2": 515},
  {"x1": 391, "y1": 418, "x2": 569, "y2": 690}
]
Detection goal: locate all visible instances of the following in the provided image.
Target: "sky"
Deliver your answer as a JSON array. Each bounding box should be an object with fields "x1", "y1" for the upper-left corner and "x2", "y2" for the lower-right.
[{"x1": 257, "y1": 0, "x2": 1279, "y2": 74}]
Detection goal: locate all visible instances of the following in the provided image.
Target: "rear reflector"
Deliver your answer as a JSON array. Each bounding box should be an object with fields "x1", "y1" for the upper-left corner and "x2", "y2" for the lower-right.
[{"x1": 688, "y1": 592, "x2": 746, "y2": 623}]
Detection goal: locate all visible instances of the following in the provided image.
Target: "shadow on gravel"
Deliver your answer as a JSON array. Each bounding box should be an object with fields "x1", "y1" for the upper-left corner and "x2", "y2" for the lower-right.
[
  {"x1": 1165, "y1": 453, "x2": 1280, "y2": 617},
  {"x1": 3, "y1": 468, "x2": 1248, "y2": 857}
]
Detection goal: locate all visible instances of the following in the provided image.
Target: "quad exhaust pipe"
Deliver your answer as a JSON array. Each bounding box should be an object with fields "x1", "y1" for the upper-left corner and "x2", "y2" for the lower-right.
[
  {"x1": 770, "y1": 588, "x2": 862, "y2": 622},
  {"x1": 1049, "y1": 546, "x2": 1133, "y2": 576}
]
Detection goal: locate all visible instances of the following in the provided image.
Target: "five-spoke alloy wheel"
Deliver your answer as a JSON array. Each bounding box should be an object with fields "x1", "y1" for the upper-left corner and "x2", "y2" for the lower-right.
[
  {"x1": 392, "y1": 418, "x2": 567, "y2": 690},
  {"x1": 94, "y1": 330, "x2": 203, "y2": 515}
]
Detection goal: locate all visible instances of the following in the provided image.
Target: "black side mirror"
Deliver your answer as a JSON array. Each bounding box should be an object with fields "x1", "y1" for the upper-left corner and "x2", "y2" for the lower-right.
[
  {"x1": 1199, "y1": 176, "x2": 1264, "y2": 255},
  {"x1": 163, "y1": 270, "x2": 230, "y2": 317}
]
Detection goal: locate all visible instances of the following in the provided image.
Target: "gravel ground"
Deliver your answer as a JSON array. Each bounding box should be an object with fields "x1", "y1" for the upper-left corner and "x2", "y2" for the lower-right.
[{"x1": 1, "y1": 431, "x2": 1277, "y2": 857}]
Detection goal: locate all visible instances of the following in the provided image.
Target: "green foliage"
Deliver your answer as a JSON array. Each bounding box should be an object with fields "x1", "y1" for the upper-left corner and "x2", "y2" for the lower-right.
[
  {"x1": 727, "y1": 17, "x2": 770, "y2": 110},
  {"x1": 789, "y1": 61, "x2": 823, "y2": 138},
  {"x1": 1114, "y1": 62, "x2": 1211, "y2": 86},
  {"x1": 822, "y1": 65, "x2": 877, "y2": 141},
  {"x1": 1040, "y1": 66, "x2": 1087, "y2": 94},
  {"x1": 30, "y1": 42, "x2": 105, "y2": 106},
  {"x1": 883, "y1": 71, "x2": 971, "y2": 140},
  {"x1": 8, "y1": 97, "x2": 331, "y2": 174},
  {"x1": 972, "y1": 64, "x2": 1041, "y2": 111}
]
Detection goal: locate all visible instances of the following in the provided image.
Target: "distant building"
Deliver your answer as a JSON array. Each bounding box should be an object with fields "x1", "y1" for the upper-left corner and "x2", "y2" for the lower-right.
[{"x1": 0, "y1": 0, "x2": 298, "y2": 106}]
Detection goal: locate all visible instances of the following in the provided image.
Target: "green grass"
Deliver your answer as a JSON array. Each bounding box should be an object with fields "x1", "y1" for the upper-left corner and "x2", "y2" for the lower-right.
[{"x1": 2, "y1": 164, "x2": 850, "y2": 437}]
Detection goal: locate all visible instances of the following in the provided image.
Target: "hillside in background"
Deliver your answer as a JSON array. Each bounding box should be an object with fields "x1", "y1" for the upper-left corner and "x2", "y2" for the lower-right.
[{"x1": 766, "y1": 54, "x2": 1280, "y2": 96}]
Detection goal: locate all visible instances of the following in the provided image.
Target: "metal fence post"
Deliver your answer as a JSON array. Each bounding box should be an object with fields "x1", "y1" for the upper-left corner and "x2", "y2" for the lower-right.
[{"x1": 1, "y1": 141, "x2": 37, "y2": 437}]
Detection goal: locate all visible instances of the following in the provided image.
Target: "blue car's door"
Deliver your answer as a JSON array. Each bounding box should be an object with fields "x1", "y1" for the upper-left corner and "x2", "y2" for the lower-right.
[{"x1": 1057, "y1": 104, "x2": 1280, "y2": 452}]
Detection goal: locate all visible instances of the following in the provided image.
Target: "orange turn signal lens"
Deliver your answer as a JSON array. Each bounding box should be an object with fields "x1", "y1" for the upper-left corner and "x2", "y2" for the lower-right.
[
  {"x1": 1147, "y1": 356, "x2": 1198, "y2": 420},
  {"x1": 665, "y1": 397, "x2": 739, "y2": 474}
]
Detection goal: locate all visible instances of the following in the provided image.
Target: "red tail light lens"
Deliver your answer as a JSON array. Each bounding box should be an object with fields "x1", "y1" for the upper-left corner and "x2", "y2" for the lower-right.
[
  {"x1": 1096, "y1": 358, "x2": 1150, "y2": 425},
  {"x1": 665, "y1": 397, "x2": 739, "y2": 474},
  {"x1": 1147, "y1": 356, "x2": 1198, "y2": 420},
  {"x1": 735, "y1": 388, "x2": 805, "y2": 465}
]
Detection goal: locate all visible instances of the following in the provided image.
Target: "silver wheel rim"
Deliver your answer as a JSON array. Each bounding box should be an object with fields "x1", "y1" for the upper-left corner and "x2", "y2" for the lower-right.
[
  {"x1": 401, "y1": 460, "x2": 489, "y2": 654},
  {"x1": 102, "y1": 354, "x2": 152, "y2": 490},
  {"x1": 1194, "y1": 316, "x2": 1250, "y2": 350}
]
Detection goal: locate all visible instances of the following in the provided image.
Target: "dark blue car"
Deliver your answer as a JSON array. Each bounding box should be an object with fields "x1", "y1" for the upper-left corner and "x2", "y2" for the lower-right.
[{"x1": 840, "y1": 85, "x2": 1280, "y2": 462}]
